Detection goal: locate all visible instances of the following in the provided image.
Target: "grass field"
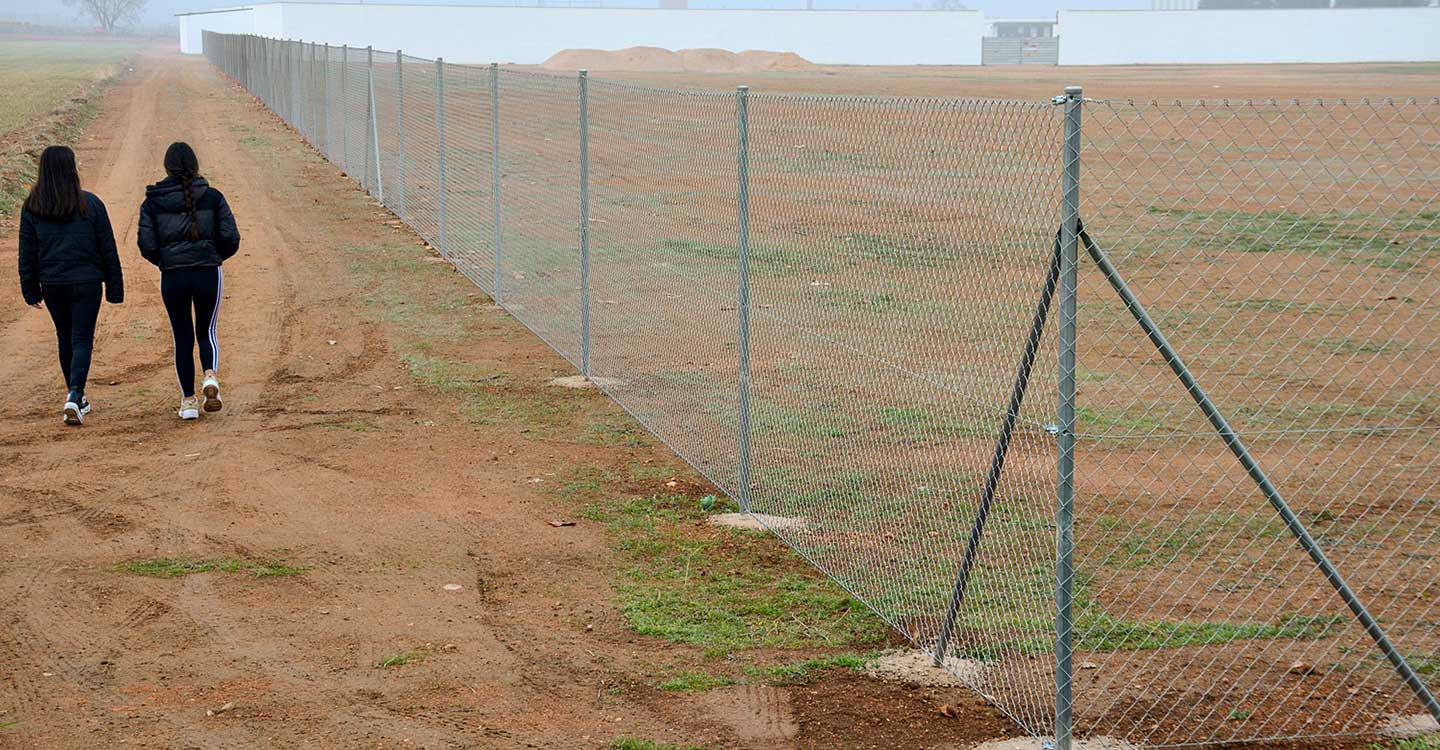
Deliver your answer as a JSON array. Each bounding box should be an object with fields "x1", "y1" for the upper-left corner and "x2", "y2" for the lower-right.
[
  {"x1": 0, "y1": 38, "x2": 140, "y2": 134},
  {"x1": 0, "y1": 37, "x2": 142, "y2": 213}
]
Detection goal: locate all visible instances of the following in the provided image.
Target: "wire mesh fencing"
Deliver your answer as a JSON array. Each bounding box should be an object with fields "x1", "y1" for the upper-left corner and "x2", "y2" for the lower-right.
[{"x1": 202, "y1": 32, "x2": 1440, "y2": 749}]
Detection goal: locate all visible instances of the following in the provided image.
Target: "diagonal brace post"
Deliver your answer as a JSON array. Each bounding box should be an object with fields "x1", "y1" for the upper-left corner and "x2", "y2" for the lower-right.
[
  {"x1": 1078, "y1": 222, "x2": 1440, "y2": 724},
  {"x1": 933, "y1": 230, "x2": 1064, "y2": 666}
]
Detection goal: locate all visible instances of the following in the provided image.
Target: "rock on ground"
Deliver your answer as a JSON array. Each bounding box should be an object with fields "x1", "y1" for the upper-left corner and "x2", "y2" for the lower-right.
[
  {"x1": 1384, "y1": 713, "x2": 1440, "y2": 737},
  {"x1": 863, "y1": 650, "x2": 984, "y2": 688},
  {"x1": 546, "y1": 375, "x2": 624, "y2": 389},
  {"x1": 708, "y1": 513, "x2": 806, "y2": 533}
]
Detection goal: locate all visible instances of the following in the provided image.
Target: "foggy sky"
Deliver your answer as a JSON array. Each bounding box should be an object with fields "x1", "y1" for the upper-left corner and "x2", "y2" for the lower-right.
[{"x1": 2, "y1": 0, "x2": 1151, "y2": 29}]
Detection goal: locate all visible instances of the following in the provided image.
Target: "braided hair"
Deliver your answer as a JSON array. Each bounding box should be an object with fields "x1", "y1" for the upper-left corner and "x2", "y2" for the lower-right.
[{"x1": 163, "y1": 142, "x2": 202, "y2": 241}]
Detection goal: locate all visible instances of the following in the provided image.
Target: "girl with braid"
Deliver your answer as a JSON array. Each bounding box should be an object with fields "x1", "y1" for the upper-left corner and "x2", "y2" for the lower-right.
[{"x1": 138, "y1": 142, "x2": 241, "y2": 420}]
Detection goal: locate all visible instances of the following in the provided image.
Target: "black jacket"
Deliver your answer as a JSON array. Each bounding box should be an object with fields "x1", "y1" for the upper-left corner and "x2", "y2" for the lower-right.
[
  {"x1": 18, "y1": 191, "x2": 124, "y2": 306},
  {"x1": 137, "y1": 176, "x2": 240, "y2": 271}
]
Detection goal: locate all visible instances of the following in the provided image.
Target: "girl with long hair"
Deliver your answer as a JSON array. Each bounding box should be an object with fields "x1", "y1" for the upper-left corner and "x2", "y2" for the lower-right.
[
  {"x1": 18, "y1": 145, "x2": 124, "y2": 426},
  {"x1": 138, "y1": 142, "x2": 241, "y2": 420}
]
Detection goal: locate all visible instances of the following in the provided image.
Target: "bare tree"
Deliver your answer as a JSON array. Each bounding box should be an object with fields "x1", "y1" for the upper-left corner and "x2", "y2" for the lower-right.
[{"x1": 64, "y1": 0, "x2": 146, "y2": 33}]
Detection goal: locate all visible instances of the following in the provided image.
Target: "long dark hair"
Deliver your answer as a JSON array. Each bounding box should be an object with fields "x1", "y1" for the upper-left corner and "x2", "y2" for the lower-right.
[
  {"x1": 23, "y1": 146, "x2": 87, "y2": 220},
  {"x1": 164, "y1": 142, "x2": 202, "y2": 241}
]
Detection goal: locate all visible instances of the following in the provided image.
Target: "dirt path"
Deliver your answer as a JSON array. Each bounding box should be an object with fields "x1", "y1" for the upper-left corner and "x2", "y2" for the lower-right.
[
  {"x1": 0, "y1": 49, "x2": 1039, "y2": 750},
  {"x1": 0, "y1": 49, "x2": 681, "y2": 750}
]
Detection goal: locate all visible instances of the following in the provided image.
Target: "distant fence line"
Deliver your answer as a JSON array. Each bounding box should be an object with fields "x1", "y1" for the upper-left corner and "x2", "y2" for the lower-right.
[{"x1": 204, "y1": 31, "x2": 1440, "y2": 750}]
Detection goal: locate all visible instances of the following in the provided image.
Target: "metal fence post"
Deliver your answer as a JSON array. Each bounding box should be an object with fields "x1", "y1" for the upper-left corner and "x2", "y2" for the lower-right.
[
  {"x1": 364, "y1": 46, "x2": 373, "y2": 194},
  {"x1": 367, "y1": 45, "x2": 383, "y2": 202},
  {"x1": 292, "y1": 41, "x2": 302, "y2": 135},
  {"x1": 340, "y1": 44, "x2": 349, "y2": 176},
  {"x1": 579, "y1": 69, "x2": 591, "y2": 378},
  {"x1": 436, "y1": 58, "x2": 448, "y2": 258},
  {"x1": 396, "y1": 50, "x2": 407, "y2": 220},
  {"x1": 321, "y1": 43, "x2": 330, "y2": 158},
  {"x1": 309, "y1": 42, "x2": 318, "y2": 145},
  {"x1": 735, "y1": 85, "x2": 753, "y2": 515},
  {"x1": 490, "y1": 62, "x2": 503, "y2": 303},
  {"x1": 1055, "y1": 84, "x2": 1083, "y2": 750}
]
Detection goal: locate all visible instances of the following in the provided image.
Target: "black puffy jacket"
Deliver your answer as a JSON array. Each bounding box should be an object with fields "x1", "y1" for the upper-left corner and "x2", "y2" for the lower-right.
[
  {"x1": 137, "y1": 176, "x2": 240, "y2": 271},
  {"x1": 18, "y1": 191, "x2": 124, "y2": 306}
]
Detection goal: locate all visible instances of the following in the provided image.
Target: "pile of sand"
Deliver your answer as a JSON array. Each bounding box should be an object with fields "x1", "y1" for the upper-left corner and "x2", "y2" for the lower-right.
[{"x1": 542, "y1": 46, "x2": 818, "y2": 73}]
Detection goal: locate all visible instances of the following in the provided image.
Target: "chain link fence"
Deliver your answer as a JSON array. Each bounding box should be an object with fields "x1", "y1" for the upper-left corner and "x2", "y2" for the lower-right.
[{"x1": 202, "y1": 32, "x2": 1439, "y2": 749}]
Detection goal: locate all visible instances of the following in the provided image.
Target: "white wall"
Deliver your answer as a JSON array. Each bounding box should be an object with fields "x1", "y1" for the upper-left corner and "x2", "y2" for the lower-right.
[
  {"x1": 178, "y1": 6, "x2": 256, "y2": 54},
  {"x1": 1059, "y1": 8, "x2": 1440, "y2": 65},
  {"x1": 180, "y1": 1, "x2": 985, "y2": 66}
]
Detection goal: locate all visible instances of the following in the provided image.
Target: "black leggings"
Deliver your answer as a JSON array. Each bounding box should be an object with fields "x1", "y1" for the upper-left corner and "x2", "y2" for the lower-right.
[
  {"x1": 44, "y1": 282, "x2": 103, "y2": 401},
  {"x1": 161, "y1": 267, "x2": 223, "y2": 398}
]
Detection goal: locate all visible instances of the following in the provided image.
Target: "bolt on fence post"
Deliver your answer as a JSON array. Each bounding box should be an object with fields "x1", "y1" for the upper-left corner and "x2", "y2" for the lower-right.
[
  {"x1": 490, "y1": 62, "x2": 503, "y2": 303},
  {"x1": 735, "y1": 85, "x2": 753, "y2": 515},
  {"x1": 436, "y1": 58, "x2": 448, "y2": 258},
  {"x1": 1054, "y1": 84, "x2": 1083, "y2": 750},
  {"x1": 395, "y1": 50, "x2": 407, "y2": 221},
  {"x1": 579, "y1": 69, "x2": 591, "y2": 378}
]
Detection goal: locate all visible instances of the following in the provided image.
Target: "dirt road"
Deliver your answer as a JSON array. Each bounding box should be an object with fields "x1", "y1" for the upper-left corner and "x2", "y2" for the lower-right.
[{"x1": 0, "y1": 49, "x2": 1031, "y2": 750}]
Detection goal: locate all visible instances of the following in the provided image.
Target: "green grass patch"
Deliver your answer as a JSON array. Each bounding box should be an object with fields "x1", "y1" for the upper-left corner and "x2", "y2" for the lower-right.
[
  {"x1": 658, "y1": 670, "x2": 735, "y2": 692},
  {"x1": 656, "y1": 238, "x2": 839, "y2": 276},
  {"x1": 1411, "y1": 655, "x2": 1439, "y2": 675},
  {"x1": 1147, "y1": 206, "x2": 1435, "y2": 270},
  {"x1": 1076, "y1": 611, "x2": 1345, "y2": 653},
  {"x1": 841, "y1": 233, "x2": 951, "y2": 269},
  {"x1": 745, "y1": 652, "x2": 877, "y2": 685},
  {"x1": 751, "y1": 400, "x2": 853, "y2": 439},
  {"x1": 0, "y1": 719, "x2": 18, "y2": 730},
  {"x1": 775, "y1": 147, "x2": 885, "y2": 176},
  {"x1": 1377, "y1": 738, "x2": 1440, "y2": 750},
  {"x1": 374, "y1": 649, "x2": 427, "y2": 669},
  {"x1": 876, "y1": 405, "x2": 989, "y2": 442},
  {"x1": 556, "y1": 468, "x2": 888, "y2": 656},
  {"x1": 611, "y1": 738, "x2": 707, "y2": 750},
  {"x1": 120, "y1": 557, "x2": 305, "y2": 579},
  {"x1": 1311, "y1": 336, "x2": 1400, "y2": 356},
  {"x1": 1074, "y1": 404, "x2": 1168, "y2": 435},
  {"x1": 1090, "y1": 511, "x2": 1286, "y2": 570}
]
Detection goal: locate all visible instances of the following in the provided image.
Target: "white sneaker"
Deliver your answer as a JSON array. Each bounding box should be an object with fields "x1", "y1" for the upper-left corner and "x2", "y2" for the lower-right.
[
  {"x1": 63, "y1": 400, "x2": 83, "y2": 426},
  {"x1": 179, "y1": 397, "x2": 200, "y2": 421},
  {"x1": 202, "y1": 375, "x2": 223, "y2": 413}
]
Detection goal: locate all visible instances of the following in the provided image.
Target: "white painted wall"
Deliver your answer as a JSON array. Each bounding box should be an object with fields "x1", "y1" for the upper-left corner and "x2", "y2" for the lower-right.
[
  {"x1": 1058, "y1": 8, "x2": 1440, "y2": 65},
  {"x1": 179, "y1": 1, "x2": 985, "y2": 66},
  {"x1": 178, "y1": 6, "x2": 257, "y2": 54}
]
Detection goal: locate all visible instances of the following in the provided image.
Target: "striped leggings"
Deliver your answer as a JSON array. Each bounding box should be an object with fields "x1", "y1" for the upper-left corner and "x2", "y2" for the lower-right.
[{"x1": 161, "y1": 266, "x2": 223, "y2": 398}]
